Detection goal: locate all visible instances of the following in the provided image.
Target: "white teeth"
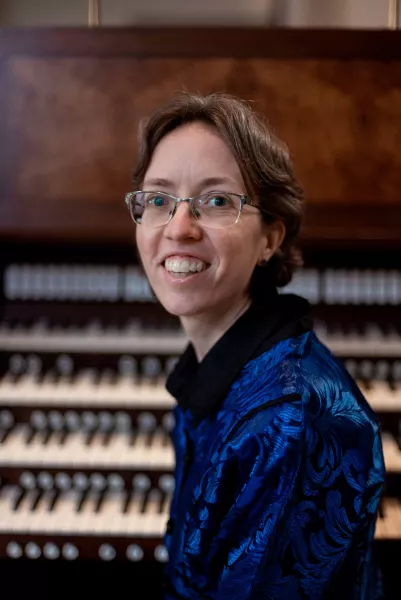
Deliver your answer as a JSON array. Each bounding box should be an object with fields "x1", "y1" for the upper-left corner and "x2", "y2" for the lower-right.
[{"x1": 164, "y1": 257, "x2": 207, "y2": 274}]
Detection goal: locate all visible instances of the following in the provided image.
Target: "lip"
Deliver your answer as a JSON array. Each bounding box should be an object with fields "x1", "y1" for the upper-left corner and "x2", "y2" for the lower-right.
[
  {"x1": 160, "y1": 252, "x2": 211, "y2": 266},
  {"x1": 161, "y1": 265, "x2": 208, "y2": 285}
]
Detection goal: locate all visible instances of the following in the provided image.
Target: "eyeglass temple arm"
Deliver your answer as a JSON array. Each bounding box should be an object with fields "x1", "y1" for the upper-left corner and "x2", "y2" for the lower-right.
[{"x1": 243, "y1": 197, "x2": 275, "y2": 220}]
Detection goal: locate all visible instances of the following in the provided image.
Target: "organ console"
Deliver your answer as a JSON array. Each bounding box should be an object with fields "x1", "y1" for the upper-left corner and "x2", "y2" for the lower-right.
[{"x1": 0, "y1": 26, "x2": 401, "y2": 599}]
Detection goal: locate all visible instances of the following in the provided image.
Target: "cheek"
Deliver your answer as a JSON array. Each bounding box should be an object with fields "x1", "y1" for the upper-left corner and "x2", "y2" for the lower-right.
[
  {"x1": 135, "y1": 230, "x2": 156, "y2": 274},
  {"x1": 216, "y1": 230, "x2": 260, "y2": 276}
]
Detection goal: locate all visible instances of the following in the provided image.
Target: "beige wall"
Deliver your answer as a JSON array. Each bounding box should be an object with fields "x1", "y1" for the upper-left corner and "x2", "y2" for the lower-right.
[
  {"x1": 0, "y1": 0, "x2": 397, "y2": 28},
  {"x1": 284, "y1": 0, "x2": 392, "y2": 28}
]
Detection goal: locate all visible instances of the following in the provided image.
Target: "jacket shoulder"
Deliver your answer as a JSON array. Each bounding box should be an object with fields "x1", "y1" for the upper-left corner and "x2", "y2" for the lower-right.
[{"x1": 226, "y1": 331, "x2": 380, "y2": 437}]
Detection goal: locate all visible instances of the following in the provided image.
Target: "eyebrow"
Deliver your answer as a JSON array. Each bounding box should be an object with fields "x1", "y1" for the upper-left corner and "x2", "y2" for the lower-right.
[{"x1": 142, "y1": 176, "x2": 236, "y2": 190}]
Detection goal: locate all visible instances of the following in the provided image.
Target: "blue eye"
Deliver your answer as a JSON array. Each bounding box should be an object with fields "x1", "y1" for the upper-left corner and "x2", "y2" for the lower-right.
[
  {"x1": 148, "y1": 194, "x2": 167, "y2": 207},
  {"x1": 208, "y1": 195, "x2": 228, "y2": 207}
]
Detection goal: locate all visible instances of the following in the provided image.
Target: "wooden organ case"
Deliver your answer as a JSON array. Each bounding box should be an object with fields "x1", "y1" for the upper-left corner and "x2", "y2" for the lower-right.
[{"x1": 0, "y1": 28, "x2": 401, "y2": 598}]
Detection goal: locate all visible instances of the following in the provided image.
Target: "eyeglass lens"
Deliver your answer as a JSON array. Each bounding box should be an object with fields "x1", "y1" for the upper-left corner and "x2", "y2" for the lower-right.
[{"x1": 130, "y1": 192, "x2": 242, "y2": 229}]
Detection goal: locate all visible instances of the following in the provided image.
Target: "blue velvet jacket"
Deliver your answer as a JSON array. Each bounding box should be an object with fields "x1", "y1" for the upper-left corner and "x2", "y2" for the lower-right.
[{"x1": 163, "y1": 294, "x2": 385, "y2": 600}]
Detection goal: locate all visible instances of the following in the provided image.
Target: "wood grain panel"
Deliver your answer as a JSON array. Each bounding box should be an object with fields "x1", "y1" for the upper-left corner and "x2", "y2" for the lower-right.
[
  {"x1": 0, "y1": 28, "x2": 400, "y2": 243},
  {"x1": 4, "y1": 56, "x2": 401, "y2": 204}
]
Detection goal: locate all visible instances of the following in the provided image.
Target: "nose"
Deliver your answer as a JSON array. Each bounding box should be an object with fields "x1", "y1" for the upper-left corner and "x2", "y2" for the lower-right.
[{"x1": 163, "y1": 201, "x2": 202, "y2": 241}]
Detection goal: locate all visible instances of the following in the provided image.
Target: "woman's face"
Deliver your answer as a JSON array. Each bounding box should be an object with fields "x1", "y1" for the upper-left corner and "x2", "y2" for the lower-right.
[{"x1": 135, "y1": 122, "x2": 277, "y2": 321}]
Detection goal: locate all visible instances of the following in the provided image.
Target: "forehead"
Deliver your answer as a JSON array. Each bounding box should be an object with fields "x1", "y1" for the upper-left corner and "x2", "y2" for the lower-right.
[{"x1": 144, "y1": 122, "x2": 244, "y2": 186}]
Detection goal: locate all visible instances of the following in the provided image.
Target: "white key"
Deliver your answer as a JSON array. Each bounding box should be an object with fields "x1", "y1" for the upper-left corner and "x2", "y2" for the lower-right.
[
  {"x1": 51, "y1": 490, "x2": 81, "y2": 533},
  {"x1": 50, "y1": 431, "x2": 91, "y2": 464},
  {"x1": 375, "y1": 510, "x2": 387, "y2": 539},
  {"x1": 143, "y1": 489, "x2": 165, "y2": 536},
  {"x1": 136, "y1": 380, "x2": 171, "y2": 407},
  {"x1": 377, "y1": 498, "x2": 401, "y2": 539},
  {"x1": 53, "y1": 375, "x2": 74, "y2": 402},
  {"x1": 366, "y1": 381, "x2": 395, "y2": 410},
  {"x1": 28, "y1": 491, "x2": 54, "y2": 532},
  {"x1": 25, "y1": 431, "x2": 53, "y2": 462},
  {"x1": 126, "y1": 489, "x2": 145, "y2": 517},
  {"x1": 107, "y1": 489, "x2": 143, "y2": 536},
  {"x1": 84, "y1": 433, "x2": 105, "y2": 466},
  {"x1": 0, "y1": 426, "x2": 174, "y2": 469},
  {"x1": 70, "y1": 370, "x2": 98, "y2": 404},
  {"x1": 0, "y1": 373, "x2": 18, "y2": 399},
  {"x1": 381, "y1": 434, "x2": 399, "y2": 472},
  {"x1": 0, "y1": 424, "x2": 27, "y2": 454},
  {"x1": 0, "y1": 486, "x2": 22, "y2": 530},
  {"x1": 133, "y1": 431, "x2": 152, "y2": 467},
  {"x1": 394, "y1": 383, "x2": 401, "y2": 408},
  {"x1": 148, "y1": 429, "x2": 167, "y2": 467},
  {"x1": 394, "y1": 499, "x2": 401, "y2": 538},
  {"x1": 76, "y1": 493, "x2": 99, "y2": 532},
  {"x1": 14, "y1": 491, "x2": 39, "y2": 532},
  {"x1": 36, "y1": 372, "x2": 57, "y2": 401},
  {"x1": 105, "y1": 432, "x2": 131, "y2": 467},
  {"x1": 95, "y1": 371, "x2": 116, "y2": 403},
  {"x1": 6, "y1": 374, "x2": 38, "y2": 402},
  {"x1": 93, "y1": 491, "x2": 123, "y2": 533}
]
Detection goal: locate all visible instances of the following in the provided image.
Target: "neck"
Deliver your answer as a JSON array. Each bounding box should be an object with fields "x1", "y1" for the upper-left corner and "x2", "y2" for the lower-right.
[{"x1": 180, "y1": 296, "x2": 252, "y2": 361}]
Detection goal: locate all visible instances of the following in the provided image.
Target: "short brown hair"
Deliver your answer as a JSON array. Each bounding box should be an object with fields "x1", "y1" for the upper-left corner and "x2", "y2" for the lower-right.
[{"x1": 132, "y1": 92, "x2": 303, "y2": 289}]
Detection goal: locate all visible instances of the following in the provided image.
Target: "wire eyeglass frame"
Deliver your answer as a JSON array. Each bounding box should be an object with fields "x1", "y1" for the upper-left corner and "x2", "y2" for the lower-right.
[{"x1": 125, "y1": 190, "x2": 266, "y2": 229}]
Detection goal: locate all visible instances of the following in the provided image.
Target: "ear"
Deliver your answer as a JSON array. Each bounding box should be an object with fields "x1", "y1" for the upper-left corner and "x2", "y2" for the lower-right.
[{"x1": 260, "y1": 220, "x2": 286, "y2": 262}]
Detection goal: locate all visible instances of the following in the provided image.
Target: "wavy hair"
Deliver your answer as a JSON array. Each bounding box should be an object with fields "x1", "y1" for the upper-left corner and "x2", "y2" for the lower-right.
[{"x1": 132, "y1": 92, "x2": 303, "y2": 290}]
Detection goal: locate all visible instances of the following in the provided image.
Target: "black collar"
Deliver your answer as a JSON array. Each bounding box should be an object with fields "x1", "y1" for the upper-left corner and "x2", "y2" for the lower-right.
[{"x1": 166, "y1": 293, "x2": 312, "y2": 425}]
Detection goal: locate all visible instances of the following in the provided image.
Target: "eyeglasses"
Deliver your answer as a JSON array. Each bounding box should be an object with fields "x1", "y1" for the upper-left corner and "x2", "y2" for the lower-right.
[{"x1": 125, "y1": 190, "x2": 264, "y2": 230}]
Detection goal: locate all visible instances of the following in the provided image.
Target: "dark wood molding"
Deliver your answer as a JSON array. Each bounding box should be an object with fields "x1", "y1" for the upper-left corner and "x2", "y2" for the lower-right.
[
  {"x1": 1, "y1": 27, "x2": 401, "y2": 60},
  {"x1": 302, "y1": 204, "x2": 401, "y2": 248}
]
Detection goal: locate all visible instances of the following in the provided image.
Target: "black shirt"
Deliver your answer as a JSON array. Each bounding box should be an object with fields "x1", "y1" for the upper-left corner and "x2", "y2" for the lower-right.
[{"x1": 166, "y1": 292, "x2": 312, "y2": 426}]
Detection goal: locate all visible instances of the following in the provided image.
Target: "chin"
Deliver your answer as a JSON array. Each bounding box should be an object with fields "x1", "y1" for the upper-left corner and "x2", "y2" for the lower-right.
[
  {"x1": 160, "y1": 300, "x2": 206, "y2": 318},
  {"x1": 155, "y1": 292, "x2": 210, "y2": 319}
]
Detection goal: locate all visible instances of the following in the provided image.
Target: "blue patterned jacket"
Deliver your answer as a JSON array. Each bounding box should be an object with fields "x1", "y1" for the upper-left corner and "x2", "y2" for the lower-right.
[{"x1": 163, "y1": 295, "x2": 385, "y2": 600}]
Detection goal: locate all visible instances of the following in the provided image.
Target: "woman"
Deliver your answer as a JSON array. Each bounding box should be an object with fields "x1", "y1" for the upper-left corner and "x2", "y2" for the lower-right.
[{"x1": 126, "y1": 93, "x2": 385, "y2": 600}]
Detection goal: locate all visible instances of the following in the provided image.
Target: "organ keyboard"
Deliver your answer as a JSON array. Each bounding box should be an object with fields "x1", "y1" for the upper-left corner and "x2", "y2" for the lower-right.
[
  {"x1": 0, "y1": 251, "x2": 182, "y2": 578},
  {"x1": 0, "y1": 244, "x2": 400, "y2": 600},
  {"x1": 375, "y1": 499, "x2": 401, "y2": 540},
  {"x1": 1, "y1": 319, "x2": 401, "y2": 357},
  {"x1": 1, "y1": 252, "x2": 401, "y2": 560},
  {"x1": 0, "y1": 371, "x2": 174, "y2": 407}
]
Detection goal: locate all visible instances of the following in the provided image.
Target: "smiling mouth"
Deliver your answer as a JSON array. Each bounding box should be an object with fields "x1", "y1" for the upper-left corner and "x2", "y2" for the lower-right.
[{"x1": 163, "y1": 257, "x2": 209, "y2": 278}]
